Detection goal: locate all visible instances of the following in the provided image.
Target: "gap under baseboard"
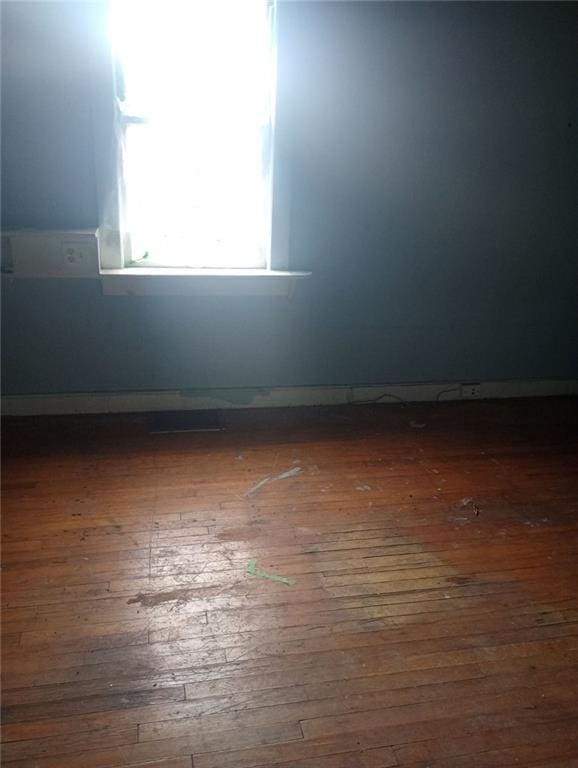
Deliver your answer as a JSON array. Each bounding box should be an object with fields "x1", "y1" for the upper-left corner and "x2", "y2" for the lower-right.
[{"x1": 2, "y1": 379, "x2": 577, "y2": 416}]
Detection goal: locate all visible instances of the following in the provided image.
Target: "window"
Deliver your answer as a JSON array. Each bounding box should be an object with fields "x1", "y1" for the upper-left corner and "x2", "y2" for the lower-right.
[{"x1": 106, "y1": 0, "x2": 277, "y2": 270}]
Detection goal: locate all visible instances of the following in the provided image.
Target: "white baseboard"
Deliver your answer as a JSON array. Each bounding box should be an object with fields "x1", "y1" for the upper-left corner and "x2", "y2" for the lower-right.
[{"x1": 2, "y1": 379, "x2": 577, "y2": 416}]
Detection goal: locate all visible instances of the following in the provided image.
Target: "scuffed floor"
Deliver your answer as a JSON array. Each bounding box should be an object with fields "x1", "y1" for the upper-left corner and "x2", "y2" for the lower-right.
[{"x1": 2, "y1": 398, "x2": 578, "y2": 767}]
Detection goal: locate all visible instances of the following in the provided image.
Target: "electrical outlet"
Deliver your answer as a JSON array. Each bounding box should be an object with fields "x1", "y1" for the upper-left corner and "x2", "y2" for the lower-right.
[
  {"x1": 2, "y1": 231, "x2": 97, "y2": 277},
  {"x1": 62, "y1": 241, "x2": 87, "y2": 267},
  {"x1": 461, "y1": 382, "x2": 481, "y2": 399}
]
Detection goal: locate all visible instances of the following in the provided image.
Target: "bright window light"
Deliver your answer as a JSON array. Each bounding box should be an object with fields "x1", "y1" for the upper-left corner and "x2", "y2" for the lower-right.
[{"x1": 109, "y1": 1, "x2": 275, "y2": 268}]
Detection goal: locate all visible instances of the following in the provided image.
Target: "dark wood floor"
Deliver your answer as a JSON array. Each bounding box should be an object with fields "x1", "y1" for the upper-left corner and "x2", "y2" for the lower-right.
[{"x1": 2, "y1": 398, "x2": 578, "y2": 768}]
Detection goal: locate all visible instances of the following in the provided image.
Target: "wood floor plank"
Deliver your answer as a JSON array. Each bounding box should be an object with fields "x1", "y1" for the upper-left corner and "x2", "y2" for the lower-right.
[
  {"x1": 2, "y1": 398, "x2": 578, "y2": 767},
  {"x1": 393, "y1": 717, "x2": 578, "y2": 764},
  {"x1": 1, "y1": 726, "x2": 138, "y2": 761}
]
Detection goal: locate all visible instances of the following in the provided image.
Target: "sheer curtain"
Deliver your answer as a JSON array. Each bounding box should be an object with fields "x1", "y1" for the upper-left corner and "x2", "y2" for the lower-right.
[{"x1": 109, "y1": 0, "x2": 275, "y2": 268}]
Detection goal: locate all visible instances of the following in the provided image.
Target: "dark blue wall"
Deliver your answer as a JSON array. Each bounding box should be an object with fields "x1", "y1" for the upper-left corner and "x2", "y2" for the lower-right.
[{"x1": 2, "y1": 1, "x2": 577, "y2": 395}]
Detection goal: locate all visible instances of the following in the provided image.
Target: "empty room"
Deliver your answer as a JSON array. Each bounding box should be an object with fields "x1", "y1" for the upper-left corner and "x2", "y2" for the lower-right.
[{"x1": 1, "y1": 1, "x2": 578, "y2": 767}]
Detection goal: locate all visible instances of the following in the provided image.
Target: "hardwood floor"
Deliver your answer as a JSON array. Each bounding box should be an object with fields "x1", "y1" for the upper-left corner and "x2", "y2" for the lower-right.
[{"x1": 2, "y1": 398, "x2": 578, "y2": 768}]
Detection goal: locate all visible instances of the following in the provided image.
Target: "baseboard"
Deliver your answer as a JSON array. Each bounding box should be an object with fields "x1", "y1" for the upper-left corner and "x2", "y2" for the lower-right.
[{"x1": 2, "y1": 379, "x2": 577, "y2": 416}]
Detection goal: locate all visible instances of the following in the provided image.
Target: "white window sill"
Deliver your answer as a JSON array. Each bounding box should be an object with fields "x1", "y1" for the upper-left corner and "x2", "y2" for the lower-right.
[{"x1": 100, "y1": 268, "x2": 311, "y2": 296}]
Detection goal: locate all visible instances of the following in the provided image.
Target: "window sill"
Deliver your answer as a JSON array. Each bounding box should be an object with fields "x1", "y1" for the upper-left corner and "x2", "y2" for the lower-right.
[{"x1": 100, "y1": 268, "x2": 311, "y2": 296}]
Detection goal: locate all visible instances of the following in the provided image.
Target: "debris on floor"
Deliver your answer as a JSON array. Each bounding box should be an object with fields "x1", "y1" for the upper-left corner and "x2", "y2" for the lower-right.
[
  {"x1": 244, "y1": 466, "x2": 302, "y2": 497},
  {"x1": 409, "y1": 421, "x2": 427, "y2": 429},
  {"x1": 449, "y1": 515, "x2": 471, "y2": 526},
  {"x1": 245, "y1": 559, "x2": 296, "y2": 586},
  {"x1": 460, "y1": 497, "x2": 481, "y2": 516}
]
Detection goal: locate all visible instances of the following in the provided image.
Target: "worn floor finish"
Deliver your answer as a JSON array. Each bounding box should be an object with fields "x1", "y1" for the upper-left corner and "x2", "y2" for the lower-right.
[{"x1": 2, "y1": 398, "x2": 578, "y2": 768}]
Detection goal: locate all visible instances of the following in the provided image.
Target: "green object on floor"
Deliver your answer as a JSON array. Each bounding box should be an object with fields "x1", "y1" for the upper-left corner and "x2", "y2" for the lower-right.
[{"x1": 245, "y1": 558, "x2": 296, "y2": 586}]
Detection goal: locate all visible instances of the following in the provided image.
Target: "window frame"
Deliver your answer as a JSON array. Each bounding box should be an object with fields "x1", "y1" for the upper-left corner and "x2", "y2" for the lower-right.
[{"x1": 93, "y1": 0, "x2": 307, "y2": 293}]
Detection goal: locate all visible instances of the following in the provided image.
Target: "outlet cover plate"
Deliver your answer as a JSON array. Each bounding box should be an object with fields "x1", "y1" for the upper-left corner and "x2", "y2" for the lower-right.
[{"x1": 461, "y1": 382, "x2": 481, "y2": 399}]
